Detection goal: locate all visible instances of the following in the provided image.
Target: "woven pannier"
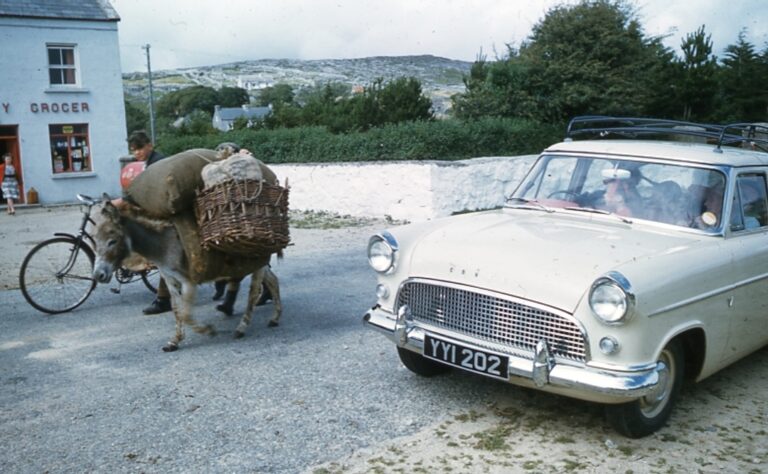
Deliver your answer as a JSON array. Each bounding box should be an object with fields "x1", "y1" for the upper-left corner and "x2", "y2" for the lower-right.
[{"x1": 195, "y1": 179, "x2": 290, "y2": 256}]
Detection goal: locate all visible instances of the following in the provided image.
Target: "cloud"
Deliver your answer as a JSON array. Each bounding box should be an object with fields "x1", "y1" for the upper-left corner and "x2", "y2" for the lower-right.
[{"x1": 112, "y1": 0, "x2": 768, "y2": 72}]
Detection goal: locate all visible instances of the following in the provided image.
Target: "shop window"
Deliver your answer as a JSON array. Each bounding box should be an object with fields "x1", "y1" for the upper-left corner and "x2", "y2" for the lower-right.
[
  {"x1": 49, "y1": 124, "x2": 91, "y2": 173},
  {"x1": 47, "y1": 44, "x2": 77, "y2": 86}
]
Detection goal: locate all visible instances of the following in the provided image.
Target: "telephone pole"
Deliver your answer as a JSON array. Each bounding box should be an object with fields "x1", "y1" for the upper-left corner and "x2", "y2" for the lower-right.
[{"x1": 143, "y1": 44, "x2": 156, "y2": 143}]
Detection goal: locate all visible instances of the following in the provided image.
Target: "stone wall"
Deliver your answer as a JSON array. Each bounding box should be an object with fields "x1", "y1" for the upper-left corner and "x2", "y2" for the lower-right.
[{"x1": 271, "y1": 155, "x2": 538, "y2": 222}]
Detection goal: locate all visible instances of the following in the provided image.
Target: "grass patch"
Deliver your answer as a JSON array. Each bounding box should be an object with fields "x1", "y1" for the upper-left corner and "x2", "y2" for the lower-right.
[
  {"x1": 289, "y1": 209, "x2": 399, "y2": 229},
  {"x1": 455, "y1": 410, "x2": 486, "y2": 423},
  {"x1": 472, "y1": 423, "x2": 514, "y2": 451}
]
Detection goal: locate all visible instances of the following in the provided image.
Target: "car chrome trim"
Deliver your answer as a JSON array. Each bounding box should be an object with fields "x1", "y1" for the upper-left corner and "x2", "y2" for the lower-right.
[
  {"x1": 368, "y1": 231, "x2": 399, "y2": 274},
  {"x1": 647, "y1": 271, "x2": 768, "y2": 317},
  {"x1": 590, "y1": 271, "x2": 636, "y2": 326},
  {"x1": 533, "y1": 340, "x2": 554, "y2": 387},
  {"x1": 363, "y1": 306, "x2": 660, "y2": 399},
  {"x1": 395, "y1": 278, "x2": 590, "y2": 362}
]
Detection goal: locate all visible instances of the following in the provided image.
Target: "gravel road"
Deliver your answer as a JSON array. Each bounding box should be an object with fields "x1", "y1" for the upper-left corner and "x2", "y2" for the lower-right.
[{"x1": 1, "y1": 205, "x2": 766, "y2": 473}]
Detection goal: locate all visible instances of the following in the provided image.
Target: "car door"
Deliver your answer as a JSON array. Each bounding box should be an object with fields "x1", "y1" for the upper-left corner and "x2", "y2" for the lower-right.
[{"x1": 727, "y1": 171, "x2": 768, "y2": 356}]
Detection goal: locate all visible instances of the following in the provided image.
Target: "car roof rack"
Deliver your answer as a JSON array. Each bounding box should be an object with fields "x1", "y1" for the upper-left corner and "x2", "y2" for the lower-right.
[{"x1": 565, "y1": 116, "x2": 768, "y2": 153}]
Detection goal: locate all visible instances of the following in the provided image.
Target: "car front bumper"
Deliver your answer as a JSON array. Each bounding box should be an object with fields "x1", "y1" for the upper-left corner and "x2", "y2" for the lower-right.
[{"x1": 364, "y1": 305, "x2": 662, "y2": 404}]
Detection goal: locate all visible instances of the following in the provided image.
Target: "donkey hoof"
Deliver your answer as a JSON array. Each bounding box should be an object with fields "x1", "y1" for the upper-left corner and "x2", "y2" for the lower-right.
[
  {"x1": 268, "y1": 320, "x2": 279, "y2": 328},
  {"x1": 215, "y1": 303, "x2": 234, "y2": 317},
  {"x1": 233, "y1": 330, "x2": 245, "y2": 339},
  {"x1": 162, "y1": 342, "x2": 179, "y2": 352}
]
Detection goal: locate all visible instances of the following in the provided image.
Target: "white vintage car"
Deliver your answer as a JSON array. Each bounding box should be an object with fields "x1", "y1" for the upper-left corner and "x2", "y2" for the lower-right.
[{"x1": 363, "y1": 117, "x2": 768, "y2": 438}]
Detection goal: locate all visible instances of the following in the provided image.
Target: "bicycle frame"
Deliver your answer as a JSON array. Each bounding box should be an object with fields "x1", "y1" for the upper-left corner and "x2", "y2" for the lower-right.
[{"x1": 50, "y1": 194, "x2": 97, "y2": 280}]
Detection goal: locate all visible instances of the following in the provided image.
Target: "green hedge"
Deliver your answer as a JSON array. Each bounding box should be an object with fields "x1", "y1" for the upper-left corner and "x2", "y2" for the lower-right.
[{"x1": 156, "y1": 118, "x2": 562, "y2": 163}]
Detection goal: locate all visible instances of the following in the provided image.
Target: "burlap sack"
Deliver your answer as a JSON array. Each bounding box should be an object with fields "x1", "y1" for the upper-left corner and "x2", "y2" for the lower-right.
[
  {"x1": 201, "y1": 152, "x2": 277, "y2": 189},
  {"x1": 170, "y1": 211, "x2": 271, "y2": 284},
  {"x1": 126, "y1": 148, "x2": 219, "y2": 217}
]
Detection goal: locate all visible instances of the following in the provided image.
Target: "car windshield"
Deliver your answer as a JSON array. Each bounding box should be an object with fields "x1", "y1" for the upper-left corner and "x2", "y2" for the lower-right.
[{"x1": 509, "y1": 154, "x2": 728, "y2": 232}]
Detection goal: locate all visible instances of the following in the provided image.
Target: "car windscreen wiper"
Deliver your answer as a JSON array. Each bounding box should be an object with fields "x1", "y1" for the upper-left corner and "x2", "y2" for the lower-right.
[
  {"x1": 563, "y1": 206, "x2": 633, "y2": 224},
  {"x1": 505, "y1": 197, "x2": 556, "y2": 213}
]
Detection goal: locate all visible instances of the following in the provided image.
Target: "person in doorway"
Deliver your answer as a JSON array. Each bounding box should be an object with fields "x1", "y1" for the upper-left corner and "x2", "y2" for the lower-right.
[
  {"x1": 126, "y1": 131, "x2": 172, "y2": 315},
  {"x1": 2, "y1": 153, "x2": 20, "y2": 215}
]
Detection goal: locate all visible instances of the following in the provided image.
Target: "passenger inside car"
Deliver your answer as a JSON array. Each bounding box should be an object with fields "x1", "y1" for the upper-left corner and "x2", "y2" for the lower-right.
[
  {"x1": 647, "y1": 181, "x2": 688, "y2": 225},
  {"x1": 692, "y1": 182, "x2": 725, "y2": 229}
]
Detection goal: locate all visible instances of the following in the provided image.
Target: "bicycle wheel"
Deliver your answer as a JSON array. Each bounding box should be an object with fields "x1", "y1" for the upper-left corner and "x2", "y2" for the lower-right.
[
  {"x1": 139, "y1": 267, "x2": 160, "y2": 294},
  {"x1": 19, "y1": 237, "x2": 96, "y2": 314}
]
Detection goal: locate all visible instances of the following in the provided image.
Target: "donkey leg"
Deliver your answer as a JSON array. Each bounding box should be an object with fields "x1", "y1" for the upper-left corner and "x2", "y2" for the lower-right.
[
  {"x1": 263, "y1": 267, "x2": 282, "y2": 327},
  {"x1": 162, "y1": 279, "x2": 215, "y2": 352},
  {"x1": 163, "y1": 276, "x2": 184, "y2": 352},
  {"x1": 234, "y1": 269, "x2": 266, "y2": 339},
  {"x1": 181, "y1": 282, "x2": 217, "y2": 338},
  {"x1": 215, "y1": 278, "x2": 241, "y2": 317}
]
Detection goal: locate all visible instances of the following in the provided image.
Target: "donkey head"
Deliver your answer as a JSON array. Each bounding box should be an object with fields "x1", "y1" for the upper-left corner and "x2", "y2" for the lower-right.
[{"x1": 92, "y1": 194, "x2": 132, "y2": 283}]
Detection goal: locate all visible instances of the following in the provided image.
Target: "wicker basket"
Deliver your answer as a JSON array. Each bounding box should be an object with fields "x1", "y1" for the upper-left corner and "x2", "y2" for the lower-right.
[{"x1": 195, "y1": 179, "x2": 290, "y2": 255}]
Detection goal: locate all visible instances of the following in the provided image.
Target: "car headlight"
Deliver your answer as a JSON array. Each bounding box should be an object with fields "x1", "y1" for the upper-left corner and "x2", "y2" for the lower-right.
[
  {"x1": 367, "y1": 231, "x2": 398, "y2": 273},
  {"x1": 589, "y1": 272, "x2": 635, "y2": 325}
]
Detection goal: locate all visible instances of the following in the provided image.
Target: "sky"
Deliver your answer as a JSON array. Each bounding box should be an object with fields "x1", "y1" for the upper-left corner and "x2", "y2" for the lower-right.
[{"x1": 110, "y1": 0, "x2": 768, "y2": 73}]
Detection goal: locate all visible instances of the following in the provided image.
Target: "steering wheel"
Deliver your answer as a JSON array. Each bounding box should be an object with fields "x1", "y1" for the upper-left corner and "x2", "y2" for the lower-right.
[{"x1": 547, "y1": 190, "x2": 579, "y2": 200}]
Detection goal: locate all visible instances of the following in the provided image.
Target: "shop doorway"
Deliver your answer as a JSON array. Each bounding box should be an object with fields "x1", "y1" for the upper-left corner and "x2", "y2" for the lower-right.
[{"x1": 0, "y1": 125, "x2": 24, "y2": 204}]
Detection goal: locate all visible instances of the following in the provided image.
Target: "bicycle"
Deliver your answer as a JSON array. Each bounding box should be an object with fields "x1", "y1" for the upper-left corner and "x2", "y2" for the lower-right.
[{"x1": 19, "y1": 193, "x2": 159, "y2": 314}]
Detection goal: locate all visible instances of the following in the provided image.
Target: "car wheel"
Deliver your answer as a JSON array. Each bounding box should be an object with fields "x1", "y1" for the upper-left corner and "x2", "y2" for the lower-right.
[
  {"x1": 397, "y1": 347, "x2": 450, "y2": 377},
  {"x1": 605, "y1": 339, "x2": 684, "y2": 438}
]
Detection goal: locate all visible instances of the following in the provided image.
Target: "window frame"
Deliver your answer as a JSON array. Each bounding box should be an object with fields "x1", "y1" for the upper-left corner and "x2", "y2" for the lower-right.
[
  {"x1": 730, "y1": 172, "x2": 768, "y2": 232},
  {"x1": 47, "y1": 44, "x2": 78, "y2": 87}
]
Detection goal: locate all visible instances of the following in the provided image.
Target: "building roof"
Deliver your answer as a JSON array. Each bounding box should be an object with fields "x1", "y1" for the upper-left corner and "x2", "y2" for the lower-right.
[
  {"x1": 217, "y1": 106, "x2": 272, "y2": 121},
  {"x1": 0, "y1": 0, "x2": 120, "y2": 22}
]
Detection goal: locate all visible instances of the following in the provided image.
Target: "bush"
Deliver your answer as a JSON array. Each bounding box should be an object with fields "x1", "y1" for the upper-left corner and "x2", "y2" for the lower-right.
[{"x1": 155, "y1": 118, "x2": 562, "y2": 163}]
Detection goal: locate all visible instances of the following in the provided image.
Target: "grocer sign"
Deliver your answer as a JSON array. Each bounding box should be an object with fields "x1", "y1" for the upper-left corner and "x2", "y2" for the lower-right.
[{"x1": 30, "y1": 102, "x2": 91, "y2": 113}]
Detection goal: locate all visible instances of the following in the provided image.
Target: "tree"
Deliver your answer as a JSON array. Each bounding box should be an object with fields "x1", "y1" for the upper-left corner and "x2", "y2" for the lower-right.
[
  {"x1": 263, "y1": 78, "x2": 432, "y2": 132},
  {"x1": 377, "y1": 77, "x2": 433, "y2": 124},
  {"x1": 257, "y1": 83, "x2": 295, "y2": 106},
  {"x1": 124, "y1": 98, "x2": 148, "y2": 134},
  {"x1": 718, "y1": 30, "x2": 767, "y2": 122},
  {"x1": 452, "y1": 0, "x2": 668, "y2": 123},
  {"x1": 174, "y1": 109, "x2": 216, "y2": 136},
  {"x1": 641, "y1": 40, "x2": 682, "y2": 120},
  {"x1": 218, "y1": 86, "x2": 250, "y2": 108},
  {"x1": 156, "y1": 85, "x2": 219, "y2": 118},
  {"x1": 518, "y1": 0, "x2": 663, "y2": 121},
  {"x1": 677, "y1": 26, "x2": 719, "y2": 121},
  {"x1": 452, "y1": 50, "x2": 536, "y2": 119}
]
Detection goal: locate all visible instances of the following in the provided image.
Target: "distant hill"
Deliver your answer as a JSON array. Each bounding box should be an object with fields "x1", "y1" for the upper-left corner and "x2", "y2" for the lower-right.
[{"x1": 123, "y1": 55, "x2": 473, "y2": 116}]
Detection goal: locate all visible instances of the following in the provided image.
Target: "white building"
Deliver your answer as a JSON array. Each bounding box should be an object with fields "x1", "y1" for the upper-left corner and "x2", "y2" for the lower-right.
[
  {"x1": 0, "y1": 0, "x2": 126, "y2": 205},
  {"x1": 212, "y1": 104, "x2": 272, "y2": 131}
]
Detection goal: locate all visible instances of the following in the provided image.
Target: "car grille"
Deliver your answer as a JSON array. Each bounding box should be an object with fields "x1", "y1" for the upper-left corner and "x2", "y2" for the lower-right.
[{"x1": 397, "y1": 281, "x2": 587, "y2": 362}]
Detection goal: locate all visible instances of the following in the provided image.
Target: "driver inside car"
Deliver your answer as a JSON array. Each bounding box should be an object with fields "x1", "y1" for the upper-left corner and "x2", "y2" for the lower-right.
[{"x1": 601, "y1": 166, "x2": 643, "y2": 217}]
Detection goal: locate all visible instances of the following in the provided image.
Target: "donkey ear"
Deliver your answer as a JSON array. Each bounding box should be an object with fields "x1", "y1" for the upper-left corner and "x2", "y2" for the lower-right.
[{"x1": 101, "y1": 196, "x2": 120, "y2": 222}]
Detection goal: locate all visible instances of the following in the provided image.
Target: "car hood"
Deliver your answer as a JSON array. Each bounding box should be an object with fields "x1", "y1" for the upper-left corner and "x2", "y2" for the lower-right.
[{"x1": 404, "y1": 209, "x2": 702, "y2": 313}]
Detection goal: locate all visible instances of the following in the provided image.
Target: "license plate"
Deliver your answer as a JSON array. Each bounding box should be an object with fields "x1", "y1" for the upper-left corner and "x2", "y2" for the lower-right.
[{"x1": 423, "y1": 334, "x2": 509, "y2": 381}]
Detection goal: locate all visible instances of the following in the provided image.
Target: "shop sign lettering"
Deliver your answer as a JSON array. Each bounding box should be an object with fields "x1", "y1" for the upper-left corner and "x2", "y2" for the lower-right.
[
  {"x1": 30, "y1": 102, "x2": 90, "y2": 113},
  {"x1": 2, "y1": 103, "x2": 8, "y2": 113}
]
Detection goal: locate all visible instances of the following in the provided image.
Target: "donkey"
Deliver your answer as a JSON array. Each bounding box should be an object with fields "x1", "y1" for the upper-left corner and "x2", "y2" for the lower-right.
[{"x1": 92, "y1": 196, "x2": 282, "y2": 352}]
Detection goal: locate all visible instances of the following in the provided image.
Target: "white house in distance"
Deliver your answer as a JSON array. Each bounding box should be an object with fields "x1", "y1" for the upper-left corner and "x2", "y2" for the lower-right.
[
  {"x1": 0, "y1": 0, "x2": 126, "y2": 205},
  {"x1": 212, "y1": 104, "x2": 271, "y2": 131}
]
